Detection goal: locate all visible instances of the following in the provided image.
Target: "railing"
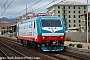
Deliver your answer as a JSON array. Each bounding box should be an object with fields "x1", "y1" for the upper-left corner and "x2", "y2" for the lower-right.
[
  {"x1": 62, "y1": 8, "x2": 67, "y2": 11},
  {"x1": 62, "y1": 13, "x2": 67, "y2": 15}
]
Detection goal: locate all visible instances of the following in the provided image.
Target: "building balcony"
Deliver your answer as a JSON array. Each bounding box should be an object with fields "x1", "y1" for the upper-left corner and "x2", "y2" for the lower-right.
[
  {"x1": 62, "y1": 13, "x2": 67, "y2": 15},
  {"x1": 62, "y1": 8, "x2": 67, "y2": 11},
  {"x1": 62, "y1": 18, "x2": 67, "y2": 21}
]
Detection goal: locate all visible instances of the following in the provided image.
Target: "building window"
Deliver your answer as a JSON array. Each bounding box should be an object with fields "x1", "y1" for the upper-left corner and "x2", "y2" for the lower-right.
[
  {"x1": 74, "y1": 20, "x2": 76, "y2": 23},
  {"x1": 58, "y1": 15, "x2": 60, "y2": 17},
  {"x1": 68, "y1": 6, "x2": 70, "y2": 9},
  {"x1": 84, "y1": 6, "x2": 86, "y2": 9},
  {"x1": 58, "y1": 6, "x2": 60, "y2": 9},
  {"x1": 78, "y1": 6, "x2": 80, "y2": 9},
  {"x1": 84, "y1": 11, "x2": 86, "y2": 13},
  {"x1": 69, "y1": 11, "x2": 70, "y2": 13},
  {"x1": 79, "y1": 24, "x2": 81, "y2": 26},
  {"x1": 79, "y1": 20, "x2": 81, "y2": 23},
  {"x1": 74, "y1": 15, "x2": 76, "y2": 18},
  {"x1": 69, "y1": 24, "x2": 71, "y2": 27},
  {"x1": 79, "y1": 15, "x2": 80, "y2": 18},
  {"x1": 69, "y1": 15, "x2": 70, "y2": 18},
  {"x1": 74, "y1": 24, "x2": 76, "y2": 27},
  {"x1": 73, "y1": 11, "x2": 75, "y2": 13},
  {"x1": 69, "y1": 20, "x2": 71, "y2": 23},
  {"x1": 78, "y1": 11, "x2": 80, "y2": 13},
  {"x1": 63, "y1": 11, "x2": 65, "y2": 14},
  {"x1": 73, "y1": 6, "x2": 75, "y2": 9},
  {"x1": 2, "y1": 27, "x2": 5, "y2": 29},
  {"x1": 63, "y1": 6, "x2": 65, "y2": 9},
  {"x1": 58, "y1": 11, "x2": 60, "y2": 13}
]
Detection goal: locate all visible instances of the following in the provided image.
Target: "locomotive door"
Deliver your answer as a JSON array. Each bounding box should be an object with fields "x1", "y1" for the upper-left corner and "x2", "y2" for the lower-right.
[{"x1": 32, "y1": 21, "x2": 37, "y2": 39}]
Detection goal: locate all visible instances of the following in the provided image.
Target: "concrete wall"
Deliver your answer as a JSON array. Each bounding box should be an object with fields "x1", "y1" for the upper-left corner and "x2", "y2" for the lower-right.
[{"x1": 66, "y1": 32, "x2": 90, "y2": 43}]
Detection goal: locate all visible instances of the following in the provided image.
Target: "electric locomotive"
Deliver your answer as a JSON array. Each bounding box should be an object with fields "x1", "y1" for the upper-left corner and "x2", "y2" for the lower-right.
[{"x1": 16, "y1": 16, "x2": 66, "y2": 51}]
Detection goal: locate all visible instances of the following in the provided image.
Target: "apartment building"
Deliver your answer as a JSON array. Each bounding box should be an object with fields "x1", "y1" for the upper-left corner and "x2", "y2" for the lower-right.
[{"x1": 47, "y1": 1, "x2": 87, "y2": 29}]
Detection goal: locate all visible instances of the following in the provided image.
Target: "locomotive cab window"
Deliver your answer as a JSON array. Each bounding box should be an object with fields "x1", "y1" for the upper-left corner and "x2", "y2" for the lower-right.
[
  {"x1": 41, "y1": 19, "x2": 62, "y2": 27},
  {"x1": 41, "y1": 20, "x2": 50, "y2": 27}
]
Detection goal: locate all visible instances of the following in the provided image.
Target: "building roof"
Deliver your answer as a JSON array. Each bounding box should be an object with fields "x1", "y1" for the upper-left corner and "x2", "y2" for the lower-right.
[
  {"x1": 47, "y1": 1, "x2": 87, "y2": 9},
  {"x1": 55, "y1": 1, "x2": 87, "y2": 6},
  {"x1": 11, "y1": 24, "x2": 17, "y2": 26},
  {"x1": 80, "y1": 12, "x2": 90, "y2": 16},
  {"x1": 0, "y1": 21, "x2": 11, "y2": 24}
]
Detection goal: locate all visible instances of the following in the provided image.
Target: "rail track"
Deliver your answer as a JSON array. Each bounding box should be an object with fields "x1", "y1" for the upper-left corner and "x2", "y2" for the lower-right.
[
  {"x1": 0, "y1": 42, "x2": 27, "y2": 60},
  {"x1": 0, "y1": 36, "x2": 90, "y2": 60},
  {"x1": 0, "y1": 36, "x2": 59, "y2": 60},
  {"x1": 63, "y1": 47, "x2": 90, "y2": 60}
]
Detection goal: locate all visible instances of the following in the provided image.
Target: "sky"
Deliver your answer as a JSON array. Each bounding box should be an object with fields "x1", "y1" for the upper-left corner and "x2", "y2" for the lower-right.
[{"x1": 0, "y1": 0, "x2": 90, "y2": 18}]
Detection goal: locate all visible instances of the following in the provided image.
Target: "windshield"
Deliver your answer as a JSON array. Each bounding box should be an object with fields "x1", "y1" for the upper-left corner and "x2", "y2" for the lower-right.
[{"x1": 41, "y1": 19, "x2": 62, "y2": 27}]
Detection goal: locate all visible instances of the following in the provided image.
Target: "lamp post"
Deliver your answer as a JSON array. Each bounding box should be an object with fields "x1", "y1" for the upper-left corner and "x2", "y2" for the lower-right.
[
  {"x1": 86, "y1": 0, "x2": 88, "y2": 43},
  {"x1": 5, "y1": 20, "x2": 7, "y2": 35},
  {"x1": 12, "y1": 25, "x2": 14, "y2": 37}
]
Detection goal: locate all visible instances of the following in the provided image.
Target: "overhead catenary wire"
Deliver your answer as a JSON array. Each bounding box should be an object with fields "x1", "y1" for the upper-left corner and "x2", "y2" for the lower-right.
[
  {"x1": 11, "y1": 0, "x2": 42, "y2": 17},
  {"x1": 11, "y1": 0, "x2": 64, "y2": 18},
  {"x1": 34, "y1": 0, "x2": 66, "y2": 12},
  {"x1": 33, "y1": 0, "x2": 58, "y2": 12},
  {"x1": 0, "y1": 0, "x2": 8, "y2": 12},
  {"x1": 11, "y1": 0, "x2": 58, "y2": 18},
  {"x1": 0, "y1": 0, "x2": 14, "y2": 16}
]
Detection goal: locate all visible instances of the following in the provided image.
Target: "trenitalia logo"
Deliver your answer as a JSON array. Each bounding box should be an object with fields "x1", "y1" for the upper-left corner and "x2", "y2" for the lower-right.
[{"x1": 51, "y1": 28, "x2": 54, "y2": 33}]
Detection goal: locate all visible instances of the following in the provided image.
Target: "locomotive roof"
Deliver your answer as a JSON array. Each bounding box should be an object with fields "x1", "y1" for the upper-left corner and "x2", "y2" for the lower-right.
[
  {"x1": 18, "y1": 17, "x2": 37, "y2": 24},
  {"x1": 18, "y1": 16, "x2": 61, "y2": 24}
]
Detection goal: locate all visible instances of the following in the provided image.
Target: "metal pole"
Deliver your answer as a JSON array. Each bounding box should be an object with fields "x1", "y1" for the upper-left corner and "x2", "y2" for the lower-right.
[
  {"x1": 86, "y1": 0, "x2": 88, "y2": 43},
  {"x1": 5, "y1": 19, "x2": 6, "y2": 35},
  {"x1": 13, "y1": 26, "x2": 14, "y2": 37},
  {"x1": 26, "y1": 5, "x2": 27, "y2": 19}
]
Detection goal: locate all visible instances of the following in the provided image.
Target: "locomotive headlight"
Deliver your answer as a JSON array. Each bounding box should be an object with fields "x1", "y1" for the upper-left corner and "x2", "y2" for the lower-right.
[
  {"x1": 42, "y1": 37, "x2": 45, "y2": 39},
  {"x1": 61, "y1": 37, "x2": 63, "y2": 38}
]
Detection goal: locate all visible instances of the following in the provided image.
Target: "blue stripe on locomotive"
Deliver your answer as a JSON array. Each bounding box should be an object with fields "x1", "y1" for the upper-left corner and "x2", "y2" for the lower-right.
[{"x1": 36, "y1": 16, "x2": 66, "y2": 36}]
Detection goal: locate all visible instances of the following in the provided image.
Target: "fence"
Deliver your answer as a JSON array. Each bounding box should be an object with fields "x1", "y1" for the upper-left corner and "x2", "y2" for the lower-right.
[{"x1": 66, "y1": 32, "x2": 90, "y2": 43}]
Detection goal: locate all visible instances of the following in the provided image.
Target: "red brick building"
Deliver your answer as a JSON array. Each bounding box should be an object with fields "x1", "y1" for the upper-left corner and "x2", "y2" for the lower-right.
[{"x1": 0, "y1": 21, "x2": 12, "y2": 34}]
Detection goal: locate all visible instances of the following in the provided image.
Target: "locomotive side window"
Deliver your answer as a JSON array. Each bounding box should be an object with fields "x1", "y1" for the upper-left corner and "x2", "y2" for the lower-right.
[{"x1": 41, "y1": 19, "x2": 62, "y2": 27}]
